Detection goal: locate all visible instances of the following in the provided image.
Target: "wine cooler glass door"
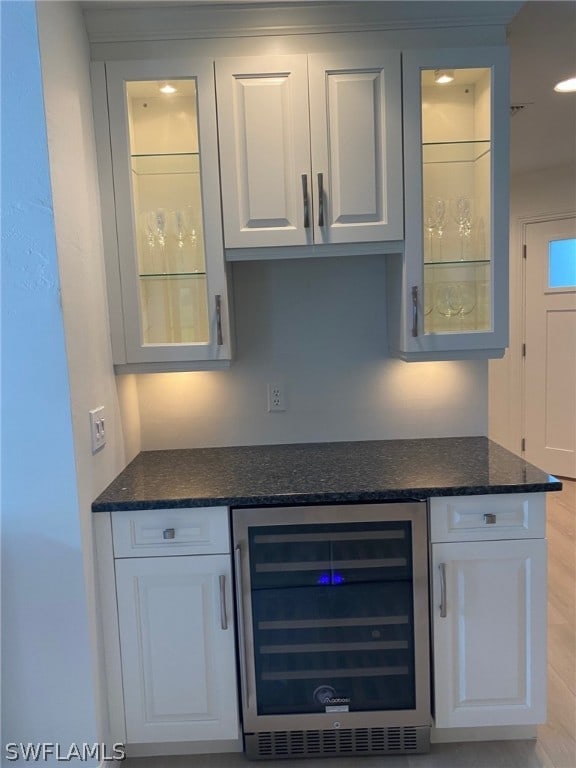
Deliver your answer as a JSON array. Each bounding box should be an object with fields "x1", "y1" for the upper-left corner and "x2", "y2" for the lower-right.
[{"x1": 233, "y1": 503, "x2": 430, "y2": 734}]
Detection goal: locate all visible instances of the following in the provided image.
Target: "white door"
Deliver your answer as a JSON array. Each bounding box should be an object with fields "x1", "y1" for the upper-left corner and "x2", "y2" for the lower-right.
[
  {"x1": 431, "y1": 539, "x2": 547, "y2": 728},
  {"x1": 215, "y1": 55, "x2": 312, "y2": 248},
  {"x1": 524, "y1": 217, "x2": 576, "y2": 478},
  {"x1": 308, "y1": 51, "x2": 403, "y2": 244},
  {"x1": 115, "y1": 554, "x2": 239, "y2": 744}
]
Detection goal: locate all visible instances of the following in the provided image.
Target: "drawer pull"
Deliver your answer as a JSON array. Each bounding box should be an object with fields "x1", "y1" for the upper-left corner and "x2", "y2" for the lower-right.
[
  {"x1": 483, "y1": 513, "x2": 497, "y2": 525},
  {"x1": 162, "y1": 528, "x2": 176, "y2": 540}
]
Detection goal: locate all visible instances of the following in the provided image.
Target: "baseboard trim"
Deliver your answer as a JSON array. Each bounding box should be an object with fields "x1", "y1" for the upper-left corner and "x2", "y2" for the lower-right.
[{"x1": 432, "y1": 724, "x2": 537, "y2": 743}]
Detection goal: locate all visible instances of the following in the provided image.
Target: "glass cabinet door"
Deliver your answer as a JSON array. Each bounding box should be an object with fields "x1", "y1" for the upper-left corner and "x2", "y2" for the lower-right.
[
  {"x1": 128, "y1": 80, "x2": 208, "y2": 345},
  {"x1": 105, "y1": 60, "x2": 230, "y2": 367},
  {"x1": 421, "y1": 67, "x2": 492, "y2": 335},
  {"x1": 402, "y1": 48, "x2": 509, "y2": 358}
]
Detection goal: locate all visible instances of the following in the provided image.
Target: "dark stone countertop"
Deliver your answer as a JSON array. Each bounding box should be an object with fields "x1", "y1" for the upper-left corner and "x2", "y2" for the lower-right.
[{"x1": 92, "y1": 437, "x2": 562, "y2": 512}]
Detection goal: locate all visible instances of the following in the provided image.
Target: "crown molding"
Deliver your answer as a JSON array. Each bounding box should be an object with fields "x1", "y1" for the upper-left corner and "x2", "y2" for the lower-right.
[{"x1": 82, "y1": 1, "x2": 523, "y2": 44}]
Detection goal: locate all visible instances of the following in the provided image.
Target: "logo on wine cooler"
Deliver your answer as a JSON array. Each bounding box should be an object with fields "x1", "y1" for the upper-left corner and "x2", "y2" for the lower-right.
[{"x1": 313, "y1": 686, "x2": 351, "y2": 711}]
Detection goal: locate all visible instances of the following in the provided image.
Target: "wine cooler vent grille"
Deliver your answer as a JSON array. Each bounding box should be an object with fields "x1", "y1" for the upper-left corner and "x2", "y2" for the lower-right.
[{"x1": 247, "y1": 726, "x2": 429, "y2": 759}]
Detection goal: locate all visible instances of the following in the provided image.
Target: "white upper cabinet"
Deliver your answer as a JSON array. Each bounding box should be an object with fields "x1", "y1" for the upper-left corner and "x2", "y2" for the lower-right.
[
  {"x1": 96, "y1": 59, "x2": 232, "y2": 370},
  {"x1": 215, "y1": 52, "x2": 403, "y2": 251},
  {"x1": 387, "y1": 47, "x2": 510, "y2": 360}
]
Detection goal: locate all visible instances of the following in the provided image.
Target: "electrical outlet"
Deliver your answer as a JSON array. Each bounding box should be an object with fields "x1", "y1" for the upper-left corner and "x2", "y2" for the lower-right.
[
  {"x1": 267, "y1": 383, "x2": 286, "y2": 412},
  {"x1": 89, "y1": 406, "x2": 106, "y2": 453}
]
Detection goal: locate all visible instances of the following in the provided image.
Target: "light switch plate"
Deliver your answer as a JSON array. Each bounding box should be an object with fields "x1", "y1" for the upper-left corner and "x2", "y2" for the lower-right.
[{"x1": 89, "y1": 406, "x2": 106, "y2": 452}]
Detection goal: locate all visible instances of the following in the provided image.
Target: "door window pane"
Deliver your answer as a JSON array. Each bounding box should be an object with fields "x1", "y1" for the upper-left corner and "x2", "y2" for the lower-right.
[{"x1": 549, "y1": 238, "x2": 576, "y2": 288}]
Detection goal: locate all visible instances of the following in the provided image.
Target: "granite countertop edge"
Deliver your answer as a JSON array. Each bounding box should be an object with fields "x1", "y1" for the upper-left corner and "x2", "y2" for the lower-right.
[
  {"x1": 91, "y1": 437, "x2": 562, "y2": 513},
  {"x1": 91, "y1": 481, "x2": 562, "y2": 513}
]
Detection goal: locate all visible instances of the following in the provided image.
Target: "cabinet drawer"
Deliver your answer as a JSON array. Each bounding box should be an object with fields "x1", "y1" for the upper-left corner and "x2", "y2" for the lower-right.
[
  {"x1": 112, "y1": 507, "x2": 230, "y2": 558},
  {"x1": 429, "y1": 493, "x2": 546, "y2": 542}
]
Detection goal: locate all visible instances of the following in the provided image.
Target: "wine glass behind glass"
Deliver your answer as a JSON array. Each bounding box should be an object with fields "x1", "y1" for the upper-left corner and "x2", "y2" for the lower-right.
[
  {"x1": 424, "y1": 198, "x2": 447, "y2": 261},
  {"x1": 451, "y1": 197, "x2": 473, "y2": 260}
]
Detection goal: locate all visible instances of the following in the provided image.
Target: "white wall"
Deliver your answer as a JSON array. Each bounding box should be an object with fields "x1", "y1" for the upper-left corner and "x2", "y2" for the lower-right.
[
  {"x1": 137, "y1": 256, "x2": 488, "y2": 449},
  {"x1": 1, "y1": 1, "x2": 100, "y2": 760},
  {"x1": 489, "y1": 162, "x2": 576, "y2": 453},
  {"x1": 35, "y1": 0, "x2": 142, "y2": 753}
]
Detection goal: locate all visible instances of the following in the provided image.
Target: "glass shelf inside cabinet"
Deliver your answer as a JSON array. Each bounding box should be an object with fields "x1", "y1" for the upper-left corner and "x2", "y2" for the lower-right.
[
  {"x1": 422, "y1": 140, "x2": 490, "y2": 165},
  {"x1": 423, "y1": 259, "x2": 491, "y2": 334},
  {"x1": 131, "y1": 152, "x2": 200, "y2": 175},
  {"x1": 139, "y1": 271, "x2": 207, "y2": 278}
]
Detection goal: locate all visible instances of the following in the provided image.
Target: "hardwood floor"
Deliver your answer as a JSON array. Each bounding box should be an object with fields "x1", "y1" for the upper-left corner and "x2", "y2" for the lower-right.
[{"x1": 122, "y1": 481, "x2": 575, "y2": 768}]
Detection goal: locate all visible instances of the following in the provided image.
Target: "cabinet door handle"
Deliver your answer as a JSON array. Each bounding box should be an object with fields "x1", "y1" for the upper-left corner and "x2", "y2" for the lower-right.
[
  {"x1": 162, "y1": 528, "x2": 175, "y2": 540},
  {"x1": 483, "y1": 513, "x2": 497, "y2": 525},
  {"x1": 317, "y1": 172, "x2": 325, "y2": 227},
  {"x1": 219, "y1": 574, "x2": 228, "y2": 630},
  {"x1": 439, "y1": 562, "x2": 447, "y2": 618},
  {"x1": 234, "y1": 545, "x2": 250, "y2": 708},
  {"x1": 215, "y1": 294, "x2": 223, "y2": 346},
  {"x1": 302, "y1": 174, "x2": 310, "y2": 229},
  {"x1": 411, "y1": 286, "x2": 419, "y2": 337}
]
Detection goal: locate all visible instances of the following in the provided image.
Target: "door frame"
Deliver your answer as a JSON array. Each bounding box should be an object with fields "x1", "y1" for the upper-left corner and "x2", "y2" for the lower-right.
[{"x1": 519, "y1": 210, "x2": 576, "y2": 464}]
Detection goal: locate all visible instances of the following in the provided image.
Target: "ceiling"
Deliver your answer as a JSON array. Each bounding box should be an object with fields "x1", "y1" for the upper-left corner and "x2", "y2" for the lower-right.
[{"x1": 508, "y1": 1, "x2": 576, "y2": 175}]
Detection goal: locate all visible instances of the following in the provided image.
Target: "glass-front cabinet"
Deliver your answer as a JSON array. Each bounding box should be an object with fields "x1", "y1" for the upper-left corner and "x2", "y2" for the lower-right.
[
  {"x1": 394, "y1": 47, "x2": 509, "y2": 359},
  {"x1": 101, "y1": 60, "x2": 231, "y2": 369}
]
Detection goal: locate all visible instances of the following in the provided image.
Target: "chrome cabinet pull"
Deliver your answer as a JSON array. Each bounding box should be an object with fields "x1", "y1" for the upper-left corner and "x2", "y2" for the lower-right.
[
  {"x1": 484, "y1": 513, "x2": 497, "y2": 525},
  {"x1": 302, "y1": 174, "x2": 310, "y2": 229},
  {"x1": 219, "y1": 574, "x2": 228, "y2": 630},
  {"x1": 411, "y1": 286, "x2": 419, "y2": 337},
  {"x1": 162, "y1": 528, "x2": 175, "y2": 540},
  {"x1": 439, "y1": 562, "x2": 447, "y2": 618},
  {"x1": 317, "y1": 172, "x2": 325, "y2": 227},
  {"x1": 234, "y1": 545, "x2": 249, "y2": 708},
  {"x1": 215, "y1": 294, "x2": 223, "y2": 346}
]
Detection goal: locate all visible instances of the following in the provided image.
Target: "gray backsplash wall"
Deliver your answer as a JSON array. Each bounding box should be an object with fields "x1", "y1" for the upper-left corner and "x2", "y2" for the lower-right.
[{"x1": 135, "y1": 255, "x2": 488, "y2": 450}]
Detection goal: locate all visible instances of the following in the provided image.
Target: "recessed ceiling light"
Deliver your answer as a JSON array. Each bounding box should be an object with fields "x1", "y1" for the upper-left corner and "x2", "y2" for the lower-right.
[
  {"x1": 434, "y1": 69, "x2": 455, "y2": 85},
  {"x1": 159, "y1": 82, "x2": 177, "y2": 95},
  {"x1": 554, "y1": 77, "x2": 576, "y2": 93}
]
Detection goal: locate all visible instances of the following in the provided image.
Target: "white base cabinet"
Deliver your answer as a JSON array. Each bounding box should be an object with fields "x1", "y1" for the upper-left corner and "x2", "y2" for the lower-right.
[
  {"x1": 430, "y1": 494, "x2": 547, "y2": 729},
  {"x1": 116, "y1": 554, "x2": 238, "y2": 744},
  {"x1": 95, "y1": 507, "x2": 240, "y2": 752}
]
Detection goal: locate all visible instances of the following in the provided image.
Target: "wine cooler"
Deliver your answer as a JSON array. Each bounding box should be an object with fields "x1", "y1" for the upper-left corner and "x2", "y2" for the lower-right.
[{"x1": 232, "y1": 503, "x2": 431, "y2": 760}]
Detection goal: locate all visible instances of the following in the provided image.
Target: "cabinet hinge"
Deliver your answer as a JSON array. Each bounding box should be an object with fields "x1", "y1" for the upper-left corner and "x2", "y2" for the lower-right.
[
  {"x1": 522, "y1": 342, "x2": 526, "y2": 357},
  {"x1": 521, "y1": 437, "x2": 526, "y2": 452},
  {"x1": 523, "y1": 244, "x2": 527, "y2": 259}
]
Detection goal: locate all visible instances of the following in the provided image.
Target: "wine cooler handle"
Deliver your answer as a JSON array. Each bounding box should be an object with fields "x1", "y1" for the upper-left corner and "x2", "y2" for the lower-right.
[
  {"x1": 302, "y1": 174, "x2": 310, "y2": 229},
  {"x1": 215, "y1": 294, "x2": 223, "y2": 346},
  {"x1": 439, "y1": 562, "x2": 447, "y2": 618},
  {"x1": 317, "y1": 172, "x2": 325, "y2": 227},
  {"x1": 219, "y1": 574, "x2": 228, "y2": 630},
  {"x1": 234, "y1": 545, "x2": 250, "y2": 709},
  {"x1": 411, "y1": 286, "x2": 419, "y2": 337}
]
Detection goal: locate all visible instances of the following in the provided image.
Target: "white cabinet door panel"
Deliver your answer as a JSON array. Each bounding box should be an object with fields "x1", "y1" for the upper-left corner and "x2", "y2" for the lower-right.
[
  {"x1": 432, "y1": 539, "x2": 546, "y2": 728},
  {"x1": 115, "y1": 554, "x2": 238, "y2": 743},
  {"x1": 309, "y1": 52, "x2": 403, "y2": 243},
  {"x1": 216, "y1": 55, "x2": 311, "y2": 248}
]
